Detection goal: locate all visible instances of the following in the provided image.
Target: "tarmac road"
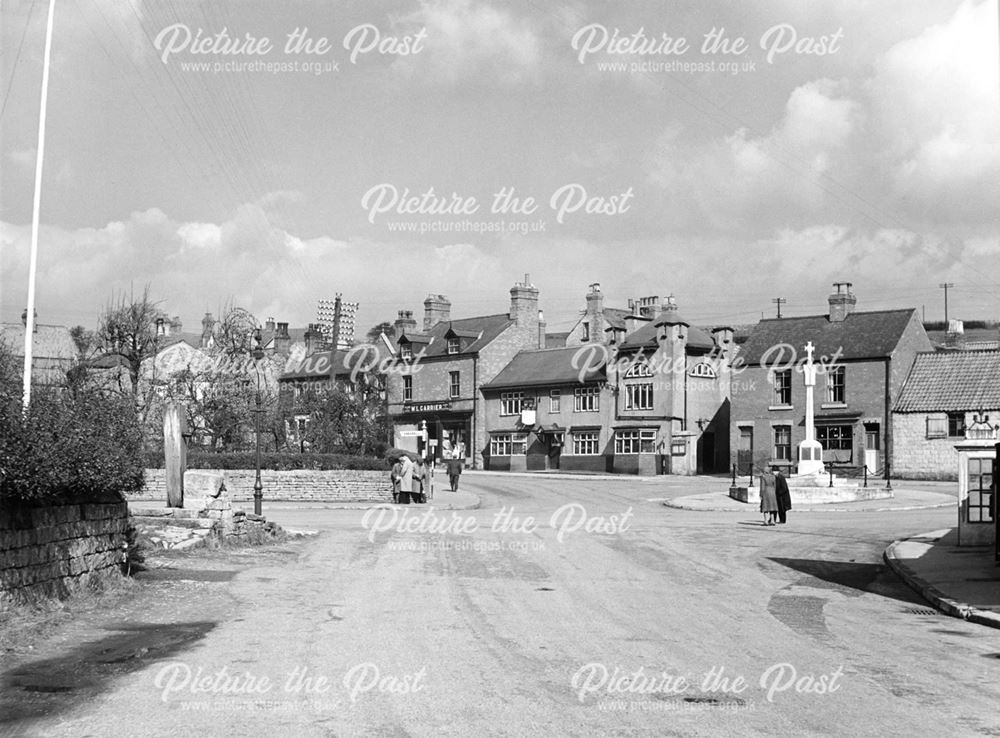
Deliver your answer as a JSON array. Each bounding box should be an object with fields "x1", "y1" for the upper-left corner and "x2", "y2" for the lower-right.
[{"x1": 4, "y1": 475, "x2": 1000, "y2": 737}]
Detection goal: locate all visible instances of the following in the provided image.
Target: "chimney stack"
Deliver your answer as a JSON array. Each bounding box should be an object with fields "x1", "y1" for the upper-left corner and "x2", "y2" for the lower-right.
[
  {"x1": 538, "y1": 309, "x2": 546, "y2": 349},
  {"x1": 423, "y1": 294, "x2": 451, "y2": 332},
  {"x1": 509, "y1": 274, "x2": 539, "y2": 326},
  {"x1": 585, "y1": 283, "x2": 603, "y2": 315},
  {"x1": 275, "y1": 322, "x2": 291, "y2": 355},
  {"x1": 394, "y1": 310, "x2": 417, "y2": 339},
  {"x1": 828, "y1": 282, "x2": 857, "y2": 323},
  {"x1": 200, "y1": 312, "x2": 216, "y2": 348}
]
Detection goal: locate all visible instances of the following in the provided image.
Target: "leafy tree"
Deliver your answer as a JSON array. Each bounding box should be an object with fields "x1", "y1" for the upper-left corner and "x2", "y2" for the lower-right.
[
  {"x1": 293, "y1": 383, "x2": 388, "y2": 455},
  {"x1": 365, "y1": 321, "x2": 394, "y2": 345}
]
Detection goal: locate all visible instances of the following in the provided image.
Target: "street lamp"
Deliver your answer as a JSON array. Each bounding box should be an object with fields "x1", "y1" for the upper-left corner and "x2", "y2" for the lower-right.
[
  {"x1": 152, "y1": 317, "x2": 164, "y2": 400},
  {"x1": 251, "y1": 328, "x2": 265, "y2": 515}
]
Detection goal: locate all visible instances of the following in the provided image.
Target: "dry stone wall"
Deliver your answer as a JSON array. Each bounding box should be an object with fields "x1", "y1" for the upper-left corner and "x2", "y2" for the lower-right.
[
  {"x1": 136, "y1": 469, "x2": 392, "y2": 503},
  {"x1": 0, "y1": 492, "x2": 129, "y2": 603}
]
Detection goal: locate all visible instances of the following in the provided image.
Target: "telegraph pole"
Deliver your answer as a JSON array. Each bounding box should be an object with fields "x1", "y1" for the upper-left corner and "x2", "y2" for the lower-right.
[
  {"x1": 771, "y1": 297, "x2": 786, "y2": 319},
  {"x1": 939, "y1": 283, "x2": 955, "y2": 323}
]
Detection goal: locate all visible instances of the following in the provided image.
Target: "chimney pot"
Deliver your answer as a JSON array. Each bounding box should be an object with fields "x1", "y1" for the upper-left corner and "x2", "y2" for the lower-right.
[{"x1": 828, "y1": 282, "x2": 858, "y2": 322}]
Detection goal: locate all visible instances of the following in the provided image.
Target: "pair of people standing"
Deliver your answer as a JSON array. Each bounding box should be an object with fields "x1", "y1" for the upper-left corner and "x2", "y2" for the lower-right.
[
  {"x1": 390, "y1": 454, "x2": 428, "y2": 504},
  {"x1": 759, "y1": 468, "x2": 792, "y2": 525}
]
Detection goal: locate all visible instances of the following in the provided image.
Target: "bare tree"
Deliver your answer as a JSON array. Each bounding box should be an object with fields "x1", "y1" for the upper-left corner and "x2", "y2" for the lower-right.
[{"x1": 96, "y1": 286, "x2": 168, "y2": 423}]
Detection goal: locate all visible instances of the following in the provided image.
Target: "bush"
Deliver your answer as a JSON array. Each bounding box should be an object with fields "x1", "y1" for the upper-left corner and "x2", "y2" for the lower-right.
[
  {"x1": 0, "y1": 386, "x2": 145, "y2": 503},
  {"x1": 143, "y1": 449, "x2": 389, "y2": 471}
]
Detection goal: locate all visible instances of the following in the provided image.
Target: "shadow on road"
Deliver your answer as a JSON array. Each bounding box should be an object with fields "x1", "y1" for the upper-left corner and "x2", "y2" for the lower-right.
[
  {"x1": 767, "y1": 557, "x2": 920, "y2": 602},
  {"x1": 0, "y1": 620, "x2": 216, "y2": 728}
]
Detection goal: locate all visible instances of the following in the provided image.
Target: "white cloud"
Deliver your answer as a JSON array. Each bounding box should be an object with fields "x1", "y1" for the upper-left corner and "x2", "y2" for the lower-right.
[
  {"x1": 396, "y1": 0, "x2": 543, "y2": 84},
  {"x1": 647, "y1": 0, "x2": 997, "y2": 238},
  {"x1": 865, "y1": 0, "x2": 1000, "y2": 223}
]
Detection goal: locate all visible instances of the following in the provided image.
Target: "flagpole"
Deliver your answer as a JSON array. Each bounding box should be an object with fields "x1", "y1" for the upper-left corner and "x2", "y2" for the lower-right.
[{"x1": 22, "y1": 0, "x2": 57, "y2": 410}]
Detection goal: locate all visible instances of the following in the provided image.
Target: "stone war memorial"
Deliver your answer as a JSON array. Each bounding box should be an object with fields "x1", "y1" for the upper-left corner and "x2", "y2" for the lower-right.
[{"x1": 730, "y1": 342, "x2": 893, "y2": 504}]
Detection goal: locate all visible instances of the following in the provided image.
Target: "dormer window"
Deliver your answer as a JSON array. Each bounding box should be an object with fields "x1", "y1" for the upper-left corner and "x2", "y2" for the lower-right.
[
  {"x1": 400, "y1": 344, "x2": 412, "y2": 360},
  {"x1": 447, "y1": 336, "x2": 460, "y2": 354}
]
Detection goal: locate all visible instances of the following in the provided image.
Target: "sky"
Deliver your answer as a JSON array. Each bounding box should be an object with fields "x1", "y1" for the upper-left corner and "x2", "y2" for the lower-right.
[{"x1": 1, "y1": 0, "x2": 998, "y2": 337}]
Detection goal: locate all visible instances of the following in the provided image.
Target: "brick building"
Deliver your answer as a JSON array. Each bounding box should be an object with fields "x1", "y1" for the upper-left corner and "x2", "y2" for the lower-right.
[
  {"x1": 385, "y1": 275, "x2": 546, "y2": 468},
  {"x1": 564, "y1": 283, "x2": 661, "y2": 346},
  {"x1": 893, "y1": 350, "x2": 1000, "y2": 480},
  {"x1": 608, "y1": 297, "x2": 735, "y2": 474},
  {"x1": 731, "y1": 283, "x2": 932, "y2": 480},
  {"x1": 480, "y1": 295, "x2": 736, "y2": 475},
  {"x1": 480, "y1": 346, "x2": 612, "y2": 472}
]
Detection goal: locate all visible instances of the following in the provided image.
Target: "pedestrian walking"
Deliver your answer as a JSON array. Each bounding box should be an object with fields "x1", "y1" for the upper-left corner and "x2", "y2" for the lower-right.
[
  {"x1": 398, "y1": 454, "x2": 414, "y2": 504},
  {"x1": 759, "y1": 468, "x2": 778, "y2": 525},
  {"x1": 445, "y1": 455, "x2": 463, "y2": 493},
  {"x1": 775, "y1": 468, "x2": 792, "y2": 524}
]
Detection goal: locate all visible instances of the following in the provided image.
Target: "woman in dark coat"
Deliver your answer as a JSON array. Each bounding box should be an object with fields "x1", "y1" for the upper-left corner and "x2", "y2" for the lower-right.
[{"x1": 759, "y1": 470, "x2": 779, "y2": 525}]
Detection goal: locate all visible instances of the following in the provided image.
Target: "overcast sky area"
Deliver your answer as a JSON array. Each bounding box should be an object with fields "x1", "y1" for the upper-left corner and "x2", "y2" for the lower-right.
[{"x1": 1, "y1": 0, "x2": 998, "y2": 337}]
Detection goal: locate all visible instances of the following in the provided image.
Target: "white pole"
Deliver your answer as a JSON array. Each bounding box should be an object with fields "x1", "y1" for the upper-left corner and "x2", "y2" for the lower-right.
[{"x1": 22, "y1": 0, "x2": 57, "y2": 411}]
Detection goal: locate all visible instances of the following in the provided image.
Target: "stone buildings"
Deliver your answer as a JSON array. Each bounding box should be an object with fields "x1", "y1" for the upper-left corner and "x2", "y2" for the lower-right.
[
  {"x1": 0, "y1": 312, "x2": 77, "y2": 386},
  {"x1": 480, "y1": 295, "x2": 736, "y2": 475},
  {"x1": 730, "y1": 283, "x2": 932, "y2": 481},
  {"x1": 480, "y1": 345, "x2": 612, "y2": 472},
  {"x1": 893, "y1": 350, "x2": 1000, "y2": 480},
  {"x1": 384, "y1": 275, "x2": 546, "y2": 468}
]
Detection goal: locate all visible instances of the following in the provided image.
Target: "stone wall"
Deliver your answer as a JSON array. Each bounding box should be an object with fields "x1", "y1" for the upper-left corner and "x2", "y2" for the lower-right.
[
  {"x1": 135, "y1": 468, "x2": 392, "y2": 502},
  {"x1": 0, "y1": 492, "x2": 129, "y2": 603},
  {"x1": 892, "y1": 412, "x2": 970, "y2": 481}
]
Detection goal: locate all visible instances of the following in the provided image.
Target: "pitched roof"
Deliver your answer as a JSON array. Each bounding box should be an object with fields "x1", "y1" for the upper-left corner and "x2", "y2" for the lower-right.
[
  {"x1": 737, "y1": 309, "x2": 918, "y2": 364},
  {"x1": 0, "y1": 323, "x2": 77, "y2": 361},
  {"x1": 616, "y1": 320, "x2": 716, "y2": 352},
  {"x1": 280, "y1": 346, "x2": 385, "y2": 380},
  {"x1": 415, "y1": 313, "x2": 513, "y2": 357},
  {"x1": 925, "y1": 327, "x2": 1000, "y2": 351},
  {"x1": 482, "y1": 346, "x2": 606, "y2": 389},
  {"x1": 602, "y1": 307, "x2": 631, "y2": 330},
  {"x1": 895, "y1": 350, "x2": 1000, "y2": 412}
]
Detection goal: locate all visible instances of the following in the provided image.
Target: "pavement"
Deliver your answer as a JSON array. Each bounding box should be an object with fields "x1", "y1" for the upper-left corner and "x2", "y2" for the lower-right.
[
  {"x1": 884, "y1": 528, "x2": 1000, "y2": 630},
  {"x1": 663, "y1": 487, "x2": 955, "y2": 512},
  {"x1": 128, "y1": 488, "x2": 481, "y2": 514},
  {"x1": 665, "y1": 485, "x2": 1000, "y2": 630}
]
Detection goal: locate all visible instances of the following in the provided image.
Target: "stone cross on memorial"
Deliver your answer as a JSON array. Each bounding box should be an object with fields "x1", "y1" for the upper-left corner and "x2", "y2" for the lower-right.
[{"x1": 797, "y1": 340, "x2": 825, "y2": 475}]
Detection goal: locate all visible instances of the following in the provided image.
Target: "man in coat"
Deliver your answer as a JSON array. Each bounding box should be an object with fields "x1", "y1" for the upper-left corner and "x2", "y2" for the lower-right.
[
  {"x1": 775, "y1": 468, "x2": 792, "y2": 524},
  {"x1": 445, "y1": 455, "x2": 463, "y2": 493},
  {"x1": 398, "y1": 454, "x2": 414, "y2": 504}
]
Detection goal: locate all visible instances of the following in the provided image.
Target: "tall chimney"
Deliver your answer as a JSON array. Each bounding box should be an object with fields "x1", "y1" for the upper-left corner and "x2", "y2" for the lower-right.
[
  {"x1": 509, "y1": 274, "x2": 539, "y2": 326},
  {"x1": 200, "y1": 312, "x2": 216, "y2": 348},
  {"x1": 394, "y1": 310, "x2": 417, "y2": 339},
  {"x1": 275, "y1": 322, "x2": 290, "y2": 355},
  {"x1": 828, "y1": 282, "x2": 857, "y2": 323},
  {"x1": 538, "y1": 309, "x2": 546, "y2": 349},
  {"x1": 585, "y1": 283, "x2": 603, "y2": 315},
  {"x1": 423, "y1": 294, "x2": 451, "y2": 332}
]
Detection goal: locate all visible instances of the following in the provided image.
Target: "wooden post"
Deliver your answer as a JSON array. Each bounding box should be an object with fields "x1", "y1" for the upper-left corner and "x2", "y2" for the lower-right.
[{"x1": 164, "y1": 402, "x2": 187, "y2": 508}]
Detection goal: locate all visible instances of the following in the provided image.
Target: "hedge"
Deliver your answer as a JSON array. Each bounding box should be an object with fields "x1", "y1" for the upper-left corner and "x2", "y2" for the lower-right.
[
  {"x1": 1, "y1": 386, "x2": 145, "y2": 502},
  {"x1": 143, "y1": 449, "x2": 390, "y2": 471}
]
